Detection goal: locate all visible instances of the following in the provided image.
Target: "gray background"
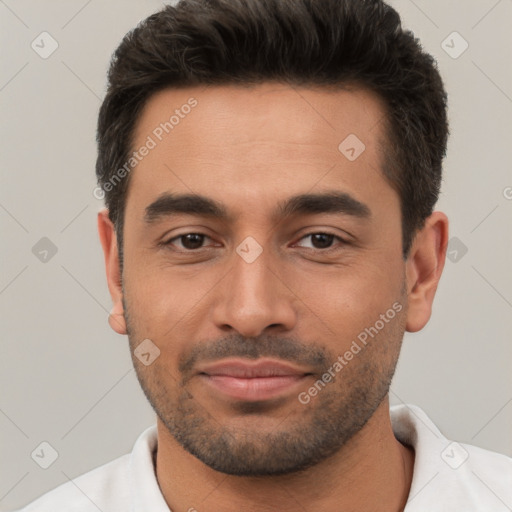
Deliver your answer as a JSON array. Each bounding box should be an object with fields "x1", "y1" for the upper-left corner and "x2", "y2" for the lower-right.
[{"x1": 1, "y1": 0, "x2": 511, "y2": 509}]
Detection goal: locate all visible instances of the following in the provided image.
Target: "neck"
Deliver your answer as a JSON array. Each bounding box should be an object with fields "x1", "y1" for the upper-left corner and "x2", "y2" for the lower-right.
[{"x1": 155, "y1": 397, "x2": 415, "y2": 512}]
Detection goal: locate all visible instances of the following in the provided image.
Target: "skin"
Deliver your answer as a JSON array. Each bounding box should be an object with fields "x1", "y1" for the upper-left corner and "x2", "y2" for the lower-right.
[{"x1": 98, "y1": 83, "x2": 448, "y2": 511}]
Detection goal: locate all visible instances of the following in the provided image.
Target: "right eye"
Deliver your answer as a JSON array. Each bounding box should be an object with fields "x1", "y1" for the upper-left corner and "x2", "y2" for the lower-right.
[{"x1": 162, "y1": 233, "x2": 215, "y2": 251}]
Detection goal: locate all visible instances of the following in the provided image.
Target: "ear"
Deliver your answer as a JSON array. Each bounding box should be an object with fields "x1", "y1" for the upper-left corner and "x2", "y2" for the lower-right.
[
  {"x1": 97, "y1": 208, "x2": 127, "y2": 335},
  {"x1": 405, "y1": 211, "x2": 449, "y2": 332}
]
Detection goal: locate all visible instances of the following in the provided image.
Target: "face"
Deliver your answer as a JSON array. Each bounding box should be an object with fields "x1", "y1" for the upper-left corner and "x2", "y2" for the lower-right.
[{"x1": 118, "y1": 83, "x2": 410, "y2": 475}]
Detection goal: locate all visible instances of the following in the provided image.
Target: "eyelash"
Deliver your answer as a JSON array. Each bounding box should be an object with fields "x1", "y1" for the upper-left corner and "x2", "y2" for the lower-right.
[{"x1": 161, "y1": 232, "x2": 349, "y2": 252}]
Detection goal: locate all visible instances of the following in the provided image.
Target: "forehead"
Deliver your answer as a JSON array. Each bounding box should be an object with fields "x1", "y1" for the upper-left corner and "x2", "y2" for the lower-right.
[
  {"x1": 133, "y1": 82, "x2": 387, "y2": 150},
  {"x1": 126, "y1": 83, "x2": 393, "y2": 220}
]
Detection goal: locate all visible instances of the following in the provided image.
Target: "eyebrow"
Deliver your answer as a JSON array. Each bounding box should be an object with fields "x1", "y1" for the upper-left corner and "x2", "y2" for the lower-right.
[{"x1": 144, "y1": 191, "x2": 371, "y2": 224}]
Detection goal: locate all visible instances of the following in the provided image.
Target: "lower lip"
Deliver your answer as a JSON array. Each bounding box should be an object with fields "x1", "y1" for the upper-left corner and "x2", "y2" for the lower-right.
[{"x1": 200, "y1": 374, "x2": 307, "y2": 401}]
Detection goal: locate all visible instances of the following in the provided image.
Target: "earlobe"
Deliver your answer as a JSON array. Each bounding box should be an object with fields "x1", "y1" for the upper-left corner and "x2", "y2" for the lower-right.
[
  {"x1": 405, "y1": 211, "x2": 449, "y2": 333},
  {"x1": 108, "y1": 304, "x2": 127, "y2": 335},
  {"x1": 97, "y1": 209, "x2": 127, "y2": 335}
]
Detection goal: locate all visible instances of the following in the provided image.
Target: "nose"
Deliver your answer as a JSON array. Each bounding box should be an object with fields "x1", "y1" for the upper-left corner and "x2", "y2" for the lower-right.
[{"x1": 211, "y1": 245, "x2": 297, "y2": 338}]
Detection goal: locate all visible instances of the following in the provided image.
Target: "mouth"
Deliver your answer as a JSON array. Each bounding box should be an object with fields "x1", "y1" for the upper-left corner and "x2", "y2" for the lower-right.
[{"x1": 196, "y1": 358, "x2": 313, "y2": 401}]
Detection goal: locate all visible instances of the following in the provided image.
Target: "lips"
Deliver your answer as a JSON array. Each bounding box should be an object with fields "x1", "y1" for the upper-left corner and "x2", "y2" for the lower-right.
[{"x1": 196, "y1": 358, "x2": 311, "y2": 401}]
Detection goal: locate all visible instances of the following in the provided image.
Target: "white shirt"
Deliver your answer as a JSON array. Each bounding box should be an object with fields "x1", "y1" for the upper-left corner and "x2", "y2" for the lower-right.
[{"x1": 15, "y1": 404, "x2": 512, "y2": 511}]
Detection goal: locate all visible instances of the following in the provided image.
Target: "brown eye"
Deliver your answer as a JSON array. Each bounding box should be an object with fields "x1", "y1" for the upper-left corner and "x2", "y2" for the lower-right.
[
  {"x1": 165, "y1": 233, "x2": 209, "y2": 250},
  {"x1": 310, "y1": 233, "x2": 335, "y2": 249},
  {"x1": 295, "y1": 232, "x2": 346, "y2": 250}
]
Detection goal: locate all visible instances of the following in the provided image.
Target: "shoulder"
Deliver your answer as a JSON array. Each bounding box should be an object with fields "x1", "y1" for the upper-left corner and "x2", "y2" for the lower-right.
[
  {"x1": 13, "y1": 424, "x2": 160, "y2": 511},
  {"x1": 14, "y1": 454, "x2": 131, "y2": 512},
  {"x1": 391, "y1": 404, "x2": 512, "y2": 511}
]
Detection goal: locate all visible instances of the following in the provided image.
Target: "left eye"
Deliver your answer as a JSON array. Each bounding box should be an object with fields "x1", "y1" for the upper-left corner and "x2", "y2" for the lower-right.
[{"x1": 294, "y1": 233, "x2": 346, "y2": 250}]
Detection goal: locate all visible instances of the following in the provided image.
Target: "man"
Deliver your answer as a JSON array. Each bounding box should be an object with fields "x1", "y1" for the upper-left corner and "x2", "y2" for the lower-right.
[{"x1": 18, "y1": 0, "x2": 512, "y2": 510}]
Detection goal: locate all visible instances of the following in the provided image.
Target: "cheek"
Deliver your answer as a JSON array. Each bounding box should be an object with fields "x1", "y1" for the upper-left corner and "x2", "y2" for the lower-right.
[
  {"x1": 123, "y1": 259, "x2": 221, "y2": 336},
  {"x1": 290, "y1": 258, "x2": 404, "y2": 341}
]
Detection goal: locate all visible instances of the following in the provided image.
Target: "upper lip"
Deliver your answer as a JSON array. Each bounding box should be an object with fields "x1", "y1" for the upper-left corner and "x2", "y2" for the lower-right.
[{"x1": 196, "y1": 358, "x2": 311, "y2": 378}]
